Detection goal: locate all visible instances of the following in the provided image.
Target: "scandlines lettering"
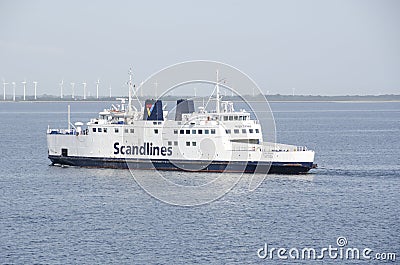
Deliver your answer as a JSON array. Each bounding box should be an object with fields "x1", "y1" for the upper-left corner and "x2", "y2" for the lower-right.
[{"x1": 114, "y1": 142, "x2": 173, "y2": 156}]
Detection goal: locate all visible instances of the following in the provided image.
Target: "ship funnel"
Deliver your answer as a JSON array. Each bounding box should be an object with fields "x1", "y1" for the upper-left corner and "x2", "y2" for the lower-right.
[
  {"x1": 143, "y1": 99, "x2": 164, "y2": 121},
  {"x1": 175, "y1": 99, "x2": 194, "y2": 121}
]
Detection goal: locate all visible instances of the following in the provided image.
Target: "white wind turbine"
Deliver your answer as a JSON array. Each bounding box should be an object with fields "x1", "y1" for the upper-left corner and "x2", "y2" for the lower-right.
[
  {"x1": 2, "y1": 79, "x2": 8, "y2": 101},
  {"x1": 82, "y1": 82, "x2": 87, "y2": 100},
  {"x1": 71, "y1": 82, "x2": 75, "y2": 99},
  {"x1": 109, "y1": 84, "x2": 112, "y2": 98},
  {"x1": 154, "y1": 80, "x2": 158, "y2": 98},
  {"x1": 96, "y1": 79, "x2": 100, "y2": 99},
  {"x1": 60, "y1": 80, "x2": 64, "y2": 99},
  {"x1": 12, "y1": 82, "x2": 16, "y2": 101},
  {"x1": 33, "y1": 81, "x2": 38, "y2": 100},
  {"x1": 22, "y1": 80, "x2": 27, "y2": 100}
]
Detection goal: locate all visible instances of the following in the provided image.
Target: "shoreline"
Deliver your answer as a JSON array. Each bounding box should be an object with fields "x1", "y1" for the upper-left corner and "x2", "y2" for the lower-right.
[{"x1": 1, "y1": 100, "x2": 400, "y2": 103}]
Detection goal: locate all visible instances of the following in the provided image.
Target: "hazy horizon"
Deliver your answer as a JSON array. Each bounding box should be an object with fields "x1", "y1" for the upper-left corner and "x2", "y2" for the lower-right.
[{"x1": 1, "y1": 0, "x2": 399, "y2": 97}]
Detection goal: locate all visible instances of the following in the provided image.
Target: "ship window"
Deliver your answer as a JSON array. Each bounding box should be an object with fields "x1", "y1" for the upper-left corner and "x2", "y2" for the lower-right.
[
  {"x1": 174, "y1": 141, "x2": 178, "y2": 146},
  {"x1": 93, "y1": 128, "x2": 96, "y2": 132},
  {"x1": 211, "y1": 129, "x2": 216, "y2": 134},
  {"x1": 243, "y1": 116, "x2": 247, "y2": 120},
  {"x1": 168, "y1": 141, "x2": 172, "y2": 146},
  {"x1": 229, "y1": 116, "x2": 233, "y2": 121},
  {"x1": 186, "y1": 130, "x2": 190, "y2": 134},
  {"x1": 153, "y1": 121, "x2": 157, "y2": 125},
  {"x1": 225, "y1": 129, "x2": 231, "y2": 134},
  {"x1": 192, "y1": 130, "x2": 196, "y2": 134},
  {"x1": 174, "y1": 129, "x2": 178, "y2": 134},
  {"x1": 115, "y1": 128, "x2": 119, "y2": 133},
  {"x1": 198, "y1": 129, "x2": 203, "y2": 134},
  {"x1": 205, "y1": 129, "x2": 209, "y2": 134},
  {"x1": 224, "y1": 116, "x2": 228, "y2": 121},
  {"x1": 180, "y1": 129, "x2": 184, "y2": 134},
  {"x1": 192, "y1": 142, "x2": 196, "y2": 146},
  {"x1": 234, "y1": 116, "x2": 238, "y2": 120},
  {"x1": 249, "y1": 129, "x2": 254, "y2": 133},
  {"x1": 234, "y1": 129, "x2": 239, "y2": 134},
  {"x1": 239, "y1": 116, "x2": 243, "y2": 120},
  {"x1": 154, "y1": 129, "x2": 159, "y2": 134},
  {"x1": 186, "y1": 141, "x2": 190, "y2": 146},
  {"x1": 130, "y1": 128, "x2": 134, "y2": 133},
  {"x1": 256, "y1": 128, "x2": 259, "y2": 133},
  {"x1": 124, "y1": 128, "x2": 129, "y2": 133},
  {"x1": 98, "y1": 128, "x2": 102, "y2": 133},
  {"x1": 104, "y1": 128, "x2": 107, "y2": 133},
  {"x1": 242, "y1": 129, "x2": 246, "y2": 133}
]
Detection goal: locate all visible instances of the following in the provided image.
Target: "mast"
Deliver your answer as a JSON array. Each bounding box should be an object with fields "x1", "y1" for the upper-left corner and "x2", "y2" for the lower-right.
[
  {"x1": 68, "y1": 105, "x2": 71, "y2": 131},
  {"x1": 216, "y1": 70, "x2": 220, "y2": 113},
  {"x1": 128, "y1": 68, "x2": 133, "y2": 112}
]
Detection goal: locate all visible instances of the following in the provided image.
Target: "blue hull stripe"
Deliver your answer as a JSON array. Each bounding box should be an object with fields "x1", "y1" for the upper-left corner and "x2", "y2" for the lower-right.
[{"x1": 49, "y1": 155, "x2": 313, "y2": 174}]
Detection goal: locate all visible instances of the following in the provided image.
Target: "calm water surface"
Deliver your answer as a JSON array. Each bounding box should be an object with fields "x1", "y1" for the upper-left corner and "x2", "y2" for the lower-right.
[{"x1": 0, "y1": 101, "x2": 399, "y2": 264}]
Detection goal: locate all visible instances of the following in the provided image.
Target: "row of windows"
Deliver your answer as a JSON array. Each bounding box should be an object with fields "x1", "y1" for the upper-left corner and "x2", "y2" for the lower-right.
[
  {"x1": 225, "y1": 128, "x2": 259, "y2": 134},
  {"x1": 93, "y1": 127, "x2": 260, "y2": 135},
  {"x1": 165, "y1": 141, "x2": 198, "y2": 147},
  {"x1": 186, "y1": 141, "x2": 196, "y2": 147},
  {"x1": 87, "y1": 132, "x2": 201, "y2": 148},
  {"x1": 92, "y1": 127, "x2": 135, "y2": 133},
  {"x1": 223, "y1": 115, "x2": 249, "y2": 121},
  {"x1": 167, "y1": 141, "x2": 179, "y2": 146},
  {"x1": 175, "y1": 129, "x2": 216, "y2": 135},
  {"x1": 93, "y1": 127, "x2": 108, "y2": 133}
]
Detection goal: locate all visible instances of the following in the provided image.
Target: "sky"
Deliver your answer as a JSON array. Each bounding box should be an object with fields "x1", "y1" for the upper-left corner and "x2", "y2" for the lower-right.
[{"x1": 0, "y1": 0, "x2": 399, "y2": 96}]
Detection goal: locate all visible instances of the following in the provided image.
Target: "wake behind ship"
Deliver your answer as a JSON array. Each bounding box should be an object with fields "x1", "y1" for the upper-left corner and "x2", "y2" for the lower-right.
[{"x1": 47, "y1": 73, "x2": 316, "y2": 174}]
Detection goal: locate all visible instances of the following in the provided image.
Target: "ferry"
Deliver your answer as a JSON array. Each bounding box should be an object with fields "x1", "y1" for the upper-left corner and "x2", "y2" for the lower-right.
[{"x1": 47, "y1": 72, "x2": 316, "y2": 174}]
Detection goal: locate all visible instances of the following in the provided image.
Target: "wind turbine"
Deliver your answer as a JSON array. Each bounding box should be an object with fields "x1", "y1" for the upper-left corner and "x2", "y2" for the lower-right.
[
  {"x1": 82, "y1": 82, "x2": 87, "y2": 100},
  {"x1": 60, "y1": 80, "x2": 64, "y2": 99},
  {"x1": 154, "y1": 80, "x2": 158, "y2": 98},
  {"x1": 109, "y1": 84, "x2": 112, "y2": 98},
  {"x1": 2, "y1": 79, "x2": 8, "y2": 101},
  {"x1": 33, "y1": 81, "x2": 37, "y2": 100},
  {"x1": 292, "y1": 87, "x2": 295, "y2": 96},
  {"x1": 22, "y1": 80, "x2": 27, "y2": 100},
  {"x1": 71, "y1": 82, "x2": 75, "y2": 99},
  {"x1": 96, "y1": 79, "x2": 100, "y2": 99},
  {"x1": 12, "y1": 82, "x2": 16, "y2": 101}
]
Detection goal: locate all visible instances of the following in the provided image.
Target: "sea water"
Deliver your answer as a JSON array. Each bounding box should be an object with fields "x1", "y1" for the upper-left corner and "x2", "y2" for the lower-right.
[{"x1": 0, "y1": 101, "x2": 398, "y2": 264}]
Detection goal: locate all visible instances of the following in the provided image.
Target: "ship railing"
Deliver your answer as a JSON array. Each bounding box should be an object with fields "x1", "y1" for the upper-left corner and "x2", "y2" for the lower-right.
[
  {"x1": 231, "y1": 146, "x2": 262, "y2": 152},
  {"x1": 261, "y1": 142, "x2": 308, "y2": 152},
  {"x1": 47, "y1": 128, "x2": 76, "y2": 135},
  {"x1": 230, "y1": 143, "x2": 309, "y2": 152}
]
